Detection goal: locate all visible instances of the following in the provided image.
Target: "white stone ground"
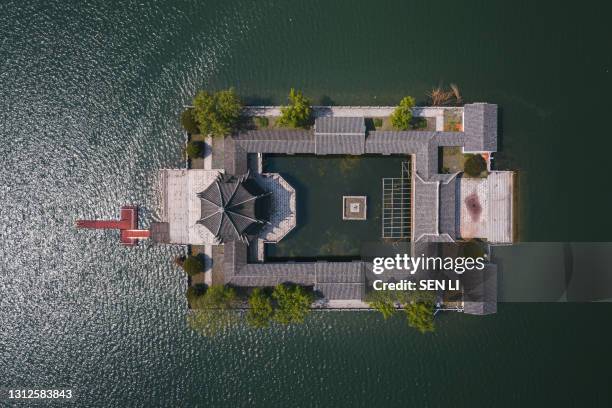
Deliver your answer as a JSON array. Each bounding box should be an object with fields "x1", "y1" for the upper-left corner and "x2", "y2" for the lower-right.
[
  {"x1": 459, "y1": 171, "x2": 513, "y2": 243},
  {"x1": 159, "y1": 169, "x2": 220, "y2": 245}
]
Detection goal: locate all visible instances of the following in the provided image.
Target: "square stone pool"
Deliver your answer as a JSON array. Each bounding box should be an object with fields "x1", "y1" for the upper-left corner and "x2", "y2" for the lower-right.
[{"x1": 262, "y1": 154, "x2": 410, "y2": 259}]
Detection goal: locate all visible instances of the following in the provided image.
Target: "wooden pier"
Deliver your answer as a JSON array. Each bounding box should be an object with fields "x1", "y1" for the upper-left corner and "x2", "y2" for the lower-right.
[{"x1": 76, "y1": 206, "x2": 150, "y2": 246}]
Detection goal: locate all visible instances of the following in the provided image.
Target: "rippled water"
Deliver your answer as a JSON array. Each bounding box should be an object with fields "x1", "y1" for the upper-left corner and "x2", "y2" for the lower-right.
[{"x1": 1, "y1": 0, "x2": 612, "y2": 406}]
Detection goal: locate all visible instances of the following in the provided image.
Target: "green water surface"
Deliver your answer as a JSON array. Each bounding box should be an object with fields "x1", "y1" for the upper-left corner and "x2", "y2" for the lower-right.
[
  {"x1": 1, "y1": 0, "x2": 612, "y2": 406},
  {"x1": 264, "y1": 155, "x2": 409, "y2": 259}
]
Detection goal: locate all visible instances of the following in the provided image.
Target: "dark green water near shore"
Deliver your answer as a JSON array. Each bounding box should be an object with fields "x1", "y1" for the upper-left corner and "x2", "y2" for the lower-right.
[{"x1": 1, "y1": 0, "x2": 612, "y2": 406}]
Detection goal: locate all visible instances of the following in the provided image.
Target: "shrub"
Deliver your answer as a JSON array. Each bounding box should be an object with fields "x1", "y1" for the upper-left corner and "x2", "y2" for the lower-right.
[
  {"x1": 277, "y1": 88, "x2": 311, "y2": 128},
  {"x1": 411, "y1": 117, "x2": 428, "y2": 130},
  {"x1": 182, "y1": 255, "x2": 203, "y2": 276},
  {"x1": 272, "y1": 284, "x2": 313, "y2": 324},
  {"x1": 185, "y1": 141, "x2": 203, "y2": 159},
  {"x1": 181, "y1": 108, "x2": 199, "y2": 134},
  {"x1": 464, "y1": 154, "x2": 487, "y2": 177},
  {"x1": 246, "y1": 288, "x2": 274, "y2": 328},
  {"x1": 254, "y1": 116, "x2": 269, "y2": 128},
  {"x1": 193, "y1": 88, "x2": 242, "y2": 137},
  {"x1": 390, "y1": 96, "x2": 416, "y2": 130},
  {"x1": 186, "y1": 285, "x2": 206, "y2": 304},
  {"x1": 373, "y1": 118, "x2": 383, "y2": 128}
]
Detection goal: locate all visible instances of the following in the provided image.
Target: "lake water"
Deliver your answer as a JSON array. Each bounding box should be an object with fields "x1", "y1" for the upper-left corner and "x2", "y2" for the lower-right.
[{"x1": 1, "y1": 0, "x2": 612, "y2": 406}]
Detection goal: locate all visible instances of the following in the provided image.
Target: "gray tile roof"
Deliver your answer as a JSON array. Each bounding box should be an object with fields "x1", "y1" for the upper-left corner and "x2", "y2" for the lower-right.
[
  {"x1": 413, "y1": 174, "x2": 439, "y2": 241},
  {"x1": 463, "y1": 103, "x2": 498, "y2": 152},
  {"x1": 232, "y1": 262, "x2": 316, "y2": 286},
  {"x1": 315, "y1": 117, "x2": 365, "y2": 134},
  {"x1": 313, "y1": 261, "x2": 364, "y2": 300},
  {"x1": 365, "y1": 131, "x2": 430, "y2": 154},
  {"x1": 225, "y1": 250, "x2": 317, "y2": 286},
  {"x1": 223, "y1": 136, "x2": 248, "y2": 174},
  {"x1": 314, "y1": 117, "x2": 366, "y2": 155},
  {"x1": 233, "y1": 130, "x2": 315, "y2": 153},
  {"x1": 222, "y1": 248, "x2": 366, "y2": 299},
  {"x1": 315, "y1": 134, "x2": 365, "y2": 155},
  {"x1": 315, "y1": 261, "x2": 364, "y2": 283},
  {"x1": 438, "y1": 176, "x2": 458, "y2": 238},
  {"x1": 197, "y1": 174, "x2": 265, "y2": 243},
  {"x1": 314, "y1": 283, "x2": 364, "y2": 300},
  {"x1": 431, "y1": 131, "x2": 466, "y2": 147},
  {"x1": 223, "y1": 241, "x2": 247, "y2": 281},
  {"x1": 463, "y1": 264, "x2": 498, "y2": 315}
]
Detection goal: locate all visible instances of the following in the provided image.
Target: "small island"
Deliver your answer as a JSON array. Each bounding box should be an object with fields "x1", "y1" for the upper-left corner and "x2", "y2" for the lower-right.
[{"x1": 79, "y1": 87, "x2": 515, "y2": 335}]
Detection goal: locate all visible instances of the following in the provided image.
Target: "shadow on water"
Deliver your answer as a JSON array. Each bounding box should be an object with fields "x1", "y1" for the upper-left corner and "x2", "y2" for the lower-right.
[
  {"x1": 318, "y1": 95, "x2": 336, "y2": 106},
  {"x1": 241, "y1": 95, "x2": 275, "y2": 105},
  {"x1": 496, "y1": 105, "x2": 504, "y2": 152}
]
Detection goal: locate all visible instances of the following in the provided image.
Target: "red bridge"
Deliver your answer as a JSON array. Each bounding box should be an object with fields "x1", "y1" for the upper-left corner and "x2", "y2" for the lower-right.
[{"x1": 76, "y1": 206, "x2": 150, "y2": 246}]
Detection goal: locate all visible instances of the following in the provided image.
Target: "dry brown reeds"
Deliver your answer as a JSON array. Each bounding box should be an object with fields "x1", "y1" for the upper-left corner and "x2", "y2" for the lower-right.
[{"x1": 427, "y1": 84, "x2": 463, "y2": 106}]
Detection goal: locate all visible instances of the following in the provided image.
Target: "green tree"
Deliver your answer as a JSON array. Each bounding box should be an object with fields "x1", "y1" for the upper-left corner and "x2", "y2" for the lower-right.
[
  {"x1": 187, "y1": 309, "x2": 239, "y2": 337},
  {"x1": 185, "y1": 141, "x2": 203, "y2": 159},
  {"x1": 192, "y1": 88, "x2": 242, "y2": 137},
  {"x1": 182, "y1": 255, "x2": 203, "y2": 276},
  {"x1": 187, "y1": 285, "x2": 239, "y2": 337},
  {"x1": 272, "y1": 284, "x2": 313, "y2": 324},
  {"x1": 365, "y1": 290, "x2": 397, "y2": 319},
  {"x1": 192, "y1": 285, "x2": 237, "y2": 309},
  {"x1": 403, "y1": 291, "x2": 435, "y2": 334},
  {"x1": 277, "y1": 88, "x2": 311, "y2": 128},
  {"x1": 390, "y1": 96, "x2": 416, "y2": 130},
  {"x1": 246, "y1": 288, "x2": 274, "y2": 328},
  {"x1": 181, "y1": 108, "x2": 199, "y2": 134},
  {"x1": 463, "y1": 154, "x2": 487, "y2": 177}
]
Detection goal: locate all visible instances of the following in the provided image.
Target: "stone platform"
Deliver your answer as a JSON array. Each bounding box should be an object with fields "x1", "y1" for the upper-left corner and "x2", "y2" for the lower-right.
[{"x1": 343, "y1": 196, "x2": 367, "y2": 220}]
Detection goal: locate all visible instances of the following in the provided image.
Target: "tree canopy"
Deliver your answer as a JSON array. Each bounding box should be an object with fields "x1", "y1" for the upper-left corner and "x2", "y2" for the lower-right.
[
  {"x1": 390, "y1": 96, "x2": 416, "y2": 130},
  {"x1": 403, "y1": 291, "x2": 436, "y2": 334},
  {"x1": 182, "y1": 255, "x2": 203, "y2": 276},
  {"x1": 187, "y1": 285, "x2": 239, "y2": 337},
  {"x1": 191, "y1": 285, "x2": 237, "y2": 309},
  {"x1": 277, "y1": 88, "x2": 311, "y2": 129},
  {"x1": 192, "y1": 88, "x2": 242, "y2": 137},
  {"x1": 187, "y1": 308, "x2": 240, "y2": 337},
  {"x1": 463, "y1": 154, "x2": 487, "y2": 177},
  {"x1": 404, "y1": 302, "x2": 435, "y2": 334},
  {"x1": 185, "y1": 141, "x2": 203, "y2": 159},
  {"x1": 272, "y1": 284, "x2": 313, "y2": 324},
  {"x1": 181, "y1": 108, "x2": 199, "y2": 134},
  {"x1": 365, "y1": 290, "x2": 397, "y2": 320},
  {"x1": 246, "y1": 288, "x2": 274, "y2": 328}
]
